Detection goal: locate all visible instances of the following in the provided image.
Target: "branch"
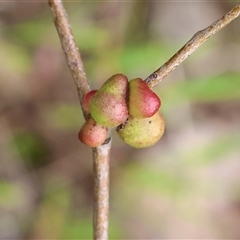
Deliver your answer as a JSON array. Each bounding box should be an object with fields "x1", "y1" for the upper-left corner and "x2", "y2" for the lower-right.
[
  {"x1": 48, "y1": 0, "x2": 90, "y2": 117},
  {"x1": 48, "y1": 2, "x2": 240, "y2": 240},
  {"x1": 92, "y1": 144, "x2": 111, "y2": 240},
  {"x1": 145, "y1": 4, "x2": 240, "y2": 88},
  {"x1": 48, "y1": 1, "x2": 110, "y2": 240}
]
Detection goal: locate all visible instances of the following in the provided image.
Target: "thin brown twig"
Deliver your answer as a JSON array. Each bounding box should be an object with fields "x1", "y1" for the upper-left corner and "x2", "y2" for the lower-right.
[
  {"x1": 48, "y1": 1, "x2": 110, "y2": 240},
  {"x1": 92, "y1": 143, "x2": 111, "y2": 240},
  {"x1": 145, "y1": 4, "x2": 240, "y2": 88},
  {"x1": 48, "y1": 0, "x2": 90, "y2": 117}
]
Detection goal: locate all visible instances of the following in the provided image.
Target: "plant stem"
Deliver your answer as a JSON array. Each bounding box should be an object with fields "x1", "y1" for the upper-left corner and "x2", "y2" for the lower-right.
[
  {"x1": 48, "y1": 0, "x2": 90, "y2": 117},
  {"x1": 93, "y1": 142, "x2": 112, "y2": 240},
  {"x1": 145, "y1": 4, "x2": 240, "y2": 87},
  {"x1": 48, "y1": 1, "x2": 110, "y2": 239}
]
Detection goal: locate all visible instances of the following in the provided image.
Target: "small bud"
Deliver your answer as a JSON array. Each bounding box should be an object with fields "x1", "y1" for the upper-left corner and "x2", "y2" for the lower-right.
[
  {"x1": 83, "y1": 90, "x2": 98, "y2": 113},
  {"x1": 116, "y1": 111, "x2": 165, "y2": 148},
  {"x1": 128, "y1": 78, "x2": 161, "y2": 119},
  {"x1": 78, "y1": 117, "x2": 108, "y2": 147},
  {"x1": 90, "y1": 74, "x2": 129, "y2": 127}
]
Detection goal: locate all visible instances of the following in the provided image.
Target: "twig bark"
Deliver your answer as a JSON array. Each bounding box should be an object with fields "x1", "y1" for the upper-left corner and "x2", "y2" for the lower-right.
[
  {"x1": 145, "y1": 4, "x2": 240, "y2": 88},
  {"x1": 48, "y1": 0, "x2": 90, "y2": 117},
  {"x1": 92, "y1": 143, "x2": 111, "y2": 240},
  {"x1": 48, "y1": 1, "x2": 110, "y2": 240}
]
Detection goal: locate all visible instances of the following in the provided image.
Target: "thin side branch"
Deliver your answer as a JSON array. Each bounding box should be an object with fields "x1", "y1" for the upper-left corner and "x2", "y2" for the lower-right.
[
  {"x1": 48, "y1": 0, "x2": 90, "y2": 117},
  {"x1": 145, "y1": 4, "x2": 240, "y2": 88},
  {"x1": 48, "y1": 1, "x2": 110, "y2": 240}
]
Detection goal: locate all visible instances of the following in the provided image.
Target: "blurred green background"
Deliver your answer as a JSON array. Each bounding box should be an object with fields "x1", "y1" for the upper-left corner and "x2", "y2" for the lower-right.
[{"x1": 0, "y1": 1, "x2": 240, "y2": 239}]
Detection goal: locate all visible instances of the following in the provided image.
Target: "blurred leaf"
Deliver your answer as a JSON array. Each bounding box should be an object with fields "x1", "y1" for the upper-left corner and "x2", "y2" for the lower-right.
[
  {"x1": 162, "y1": 72, "x2": 240, "y2": 110},
  {"x1": 185, "y1": 133, "x2": 240, "y2": 165},
  {"x1": 73, "y1": 23, "x2": 110, "y2": 51},
  {"x1": 32, "y1": 182, "x2": 70, "y2": 239},
  {"x1": 119, "y1": 42, "x2": 172, "y2": 77},
  {"x1": 10, "y1": 20, "x2": 55, "y2": 48},
  {"x1": 0, "y1": 39, "x2": 31, "y2": 74},
  {"x1": 44, "y1": 103, "x2": 83, "y2": 130},
  {"x1": 61, "y1": 216, "x2": 123, "y2": 239},
  {"x1": 108, "y1": 218, "x2": 125, "y2": 239},
  {"x1": 12, "y1": 131, "x2": 49, "y2": 168},
  {"x1": 61, "y1": 218, "x2": 92, "y2": 239},
  {"x1": 121, "y1": 162, "x2": 185, "y2": 197},
  {"x1": 0, "y1": 180, "x2": 22, "y2": 208},
  {"x1": 185, "y1": 73, "x2": 240, "y2": 102}
]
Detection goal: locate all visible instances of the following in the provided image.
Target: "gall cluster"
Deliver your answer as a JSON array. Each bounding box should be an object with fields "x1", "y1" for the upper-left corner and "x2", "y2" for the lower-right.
[{"x1": 78, "y1": 74, "x2": 165, "y2": 148}]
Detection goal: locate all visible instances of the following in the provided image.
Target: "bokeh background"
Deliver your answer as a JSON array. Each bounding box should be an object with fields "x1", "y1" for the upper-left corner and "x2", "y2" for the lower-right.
[{"x1": 1, "y1": 1, "x2": 240, "y2": 239}]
